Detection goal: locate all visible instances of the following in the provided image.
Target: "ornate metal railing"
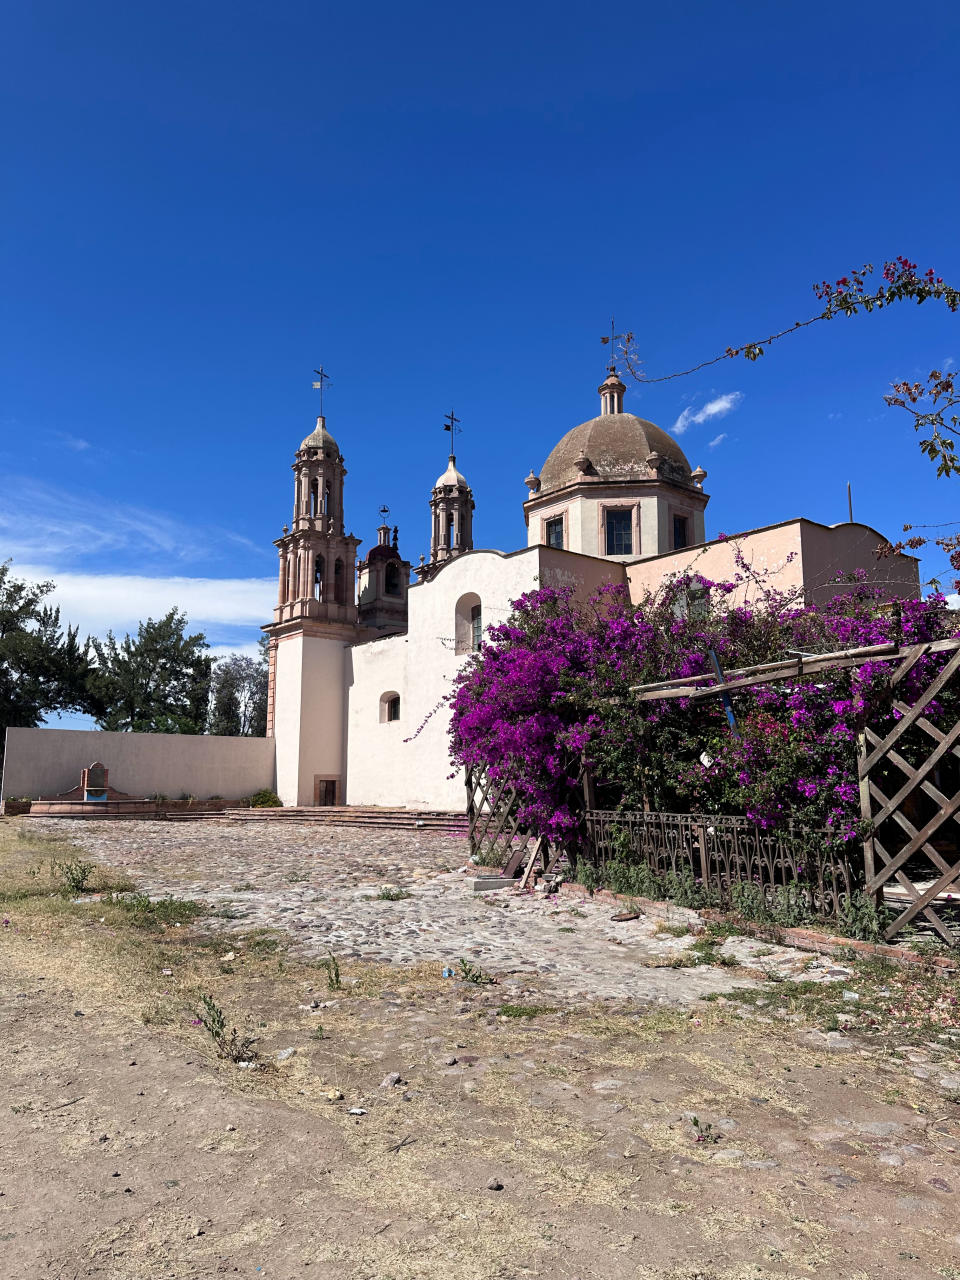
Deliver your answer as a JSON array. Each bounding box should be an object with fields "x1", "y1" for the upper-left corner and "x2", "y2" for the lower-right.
[{"x1": 585, "y1": 810, "x2": 864, "y2": 921}]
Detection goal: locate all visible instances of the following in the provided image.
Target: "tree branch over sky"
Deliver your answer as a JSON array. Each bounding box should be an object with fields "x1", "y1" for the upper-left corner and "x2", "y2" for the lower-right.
[{"x1": 612, "y1": 257, "x2": 959, "y2": 477}]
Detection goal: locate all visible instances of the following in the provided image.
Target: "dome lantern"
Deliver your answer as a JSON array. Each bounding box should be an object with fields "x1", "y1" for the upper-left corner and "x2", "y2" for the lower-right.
[{"x1": 598, "y1": 366, "x2": 626, "y2": 416}]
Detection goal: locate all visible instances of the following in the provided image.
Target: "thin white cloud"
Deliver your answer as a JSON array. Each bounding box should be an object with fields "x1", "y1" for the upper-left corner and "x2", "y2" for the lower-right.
[
  {"x1": 14, "y1": 565, "x2": 275, "y2": 643},
  {"x1": 943, "y1": 356, "x2": 955, "y2": 371},
  {"x1": 0, "y1": 478, "x2": 267, "y2": 568},
  {"x1": 672, "y1": 392, "x2": 744, "y2": 436},
  {"x1": 49, "y1": 431, "x2": 92, "y2": 452},
  {"x1": 708, "y1": 433, "x2": 727, "y2": 449}
]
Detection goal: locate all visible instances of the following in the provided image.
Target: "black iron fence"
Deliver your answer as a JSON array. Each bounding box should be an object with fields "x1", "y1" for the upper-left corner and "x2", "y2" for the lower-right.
[{"x1": 584, "y1": 810, "x2": 864, "y2": 922}]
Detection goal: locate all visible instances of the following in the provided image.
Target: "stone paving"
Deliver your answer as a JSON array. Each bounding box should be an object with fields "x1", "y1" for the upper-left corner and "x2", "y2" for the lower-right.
[{"x1": 36, "y1": 818, "x2": 857, "y2": 1005}]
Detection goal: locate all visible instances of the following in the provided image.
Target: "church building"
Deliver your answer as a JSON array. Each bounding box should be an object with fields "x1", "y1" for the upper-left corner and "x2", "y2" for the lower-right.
[
  {"x1": 262, "y1": 364, "x2": 921, "y2": 811},
  {"x1": 1, "y1": 359, "x2": 922, "y2": 811}
]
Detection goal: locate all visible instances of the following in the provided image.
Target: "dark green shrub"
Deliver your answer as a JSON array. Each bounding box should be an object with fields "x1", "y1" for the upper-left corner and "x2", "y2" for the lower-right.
[{"x1": 244, "y1": 789, "x2": 282, "y2": 808}]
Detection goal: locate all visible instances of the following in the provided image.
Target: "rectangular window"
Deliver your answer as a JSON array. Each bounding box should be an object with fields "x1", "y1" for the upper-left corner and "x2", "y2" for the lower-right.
[
  {"x1": 605, "y1": 508, "x2": 633, "y2": 556},
  {"x1": 545, "y1": 516, "x2": 564, "y2": 549},
  {"x1": 470, "y1": 603, "x2": 482, "y2": 651},
  {"x1": 387, "y1": 695, "x2": 400, "y2": 722},
  {"x1": 673, "y1": 515, "x2": 689, "y2": 549}
]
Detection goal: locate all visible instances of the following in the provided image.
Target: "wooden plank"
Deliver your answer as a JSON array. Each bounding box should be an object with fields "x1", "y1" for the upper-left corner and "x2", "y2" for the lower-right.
[
  {"x1": 629, "y1": 640, "x2": 912, "y2": 695},
  {"x1": 630, "y1": 638, "x2": 960, "y2": 702},
  {"x1": 856, "y1": 730, "x2": 879, "y2": 899},
  {"x1": 889, "y1": 643, "x2": 931, "y2": 688},
  {"x1": 517, "y1": 838, "x2": 542, "y2": 891}
]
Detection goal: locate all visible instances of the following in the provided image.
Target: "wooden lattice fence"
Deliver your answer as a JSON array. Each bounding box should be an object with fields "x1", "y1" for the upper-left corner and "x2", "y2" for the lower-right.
[
  {"x1": 466, "y1": 766, "x2": 550, "y2": 883},
  {"x1": 857, "y1": 638, "x2": 960, "y2": 944}
]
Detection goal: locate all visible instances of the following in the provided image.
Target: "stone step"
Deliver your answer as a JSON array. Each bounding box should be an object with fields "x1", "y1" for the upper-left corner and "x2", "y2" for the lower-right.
[{"x1": 165, "y1": 805, "x2": 469, "y2": 834}]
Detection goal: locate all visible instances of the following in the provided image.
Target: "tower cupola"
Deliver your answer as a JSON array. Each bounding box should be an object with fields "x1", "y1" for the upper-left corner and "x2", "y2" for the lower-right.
[{"x1": 598, "y1": 365, "x2": 626, "y2": 416}]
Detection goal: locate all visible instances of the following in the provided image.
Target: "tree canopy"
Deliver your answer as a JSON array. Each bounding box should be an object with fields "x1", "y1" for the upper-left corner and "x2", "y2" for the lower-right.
[
  {"x1": 207, "y1": 642, "x2": 269, "y2": 737},
  {"x1": 87, "y1": 609, "x2": 212, "y2": 734},
  {"x1": 0, "y1": 562, "x2": 93, "y2": 769}
]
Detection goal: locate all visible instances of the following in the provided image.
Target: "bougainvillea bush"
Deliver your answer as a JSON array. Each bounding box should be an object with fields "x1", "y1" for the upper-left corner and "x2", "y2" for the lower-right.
[{"x1": 449, "y1": 559, "x2": 959, "y2": 847}]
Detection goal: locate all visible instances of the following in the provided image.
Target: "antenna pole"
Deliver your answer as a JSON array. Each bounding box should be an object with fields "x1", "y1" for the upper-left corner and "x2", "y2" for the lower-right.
[{"x1": 847, "y1": 481, "x2": 853, "y2": 523}]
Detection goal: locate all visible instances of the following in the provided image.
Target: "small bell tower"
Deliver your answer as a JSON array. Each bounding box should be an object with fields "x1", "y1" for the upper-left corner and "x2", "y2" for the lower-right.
[
  {"x1": 417, "y1": 411, "x2": 475, "y2": 580},
  {"x1": 358, "y1": 516, "x2": 411, "y2": 634}
]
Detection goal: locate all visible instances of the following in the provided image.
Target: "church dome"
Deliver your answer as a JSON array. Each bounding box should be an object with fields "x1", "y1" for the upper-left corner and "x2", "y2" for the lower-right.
[
  {"x1": 538, "y1": 412, "x2": 691, "y2": 494},
  {"x1": 300, "y1": 416, "x2": 340, "y2": 455}
]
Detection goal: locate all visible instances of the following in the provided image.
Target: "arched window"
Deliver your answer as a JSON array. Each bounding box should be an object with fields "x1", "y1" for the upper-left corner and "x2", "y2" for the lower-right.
[
  {"x1": 314, "y1": 554, "x2": 325, "y2": 601},
  {"x1": 454, "y1": 592, "x2": 482, "y2": 655},
  {"x1": 309, "y1": 478, "x2": 319, "y2": 518},
  {"x1": 446, "y1": 512, "x2": 455, "y2": 550},
  {"x1": 334, "y1": 558, "x2": 345, "y2": 605},
  {"x1": 384, "y1": 562, "x2": 401, "y2": 597},
  {"x1": 379, "y1": 691, "x2": 401, "y2": 723},
  {"x1": 324, "y1": 481, "x2": 332, "y2": 517}
]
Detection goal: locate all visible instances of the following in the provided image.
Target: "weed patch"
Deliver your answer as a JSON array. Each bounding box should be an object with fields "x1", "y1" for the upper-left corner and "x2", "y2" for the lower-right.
[
  {"x1": 194, "y1": 993, "x2": 259, "y2": 1064},
  {"x1": 498, "y1": 1004, "x2": 558, "y2": 1019},
  {"x1": 376, "y1": 886, "x2": 412, "y2": 901}
]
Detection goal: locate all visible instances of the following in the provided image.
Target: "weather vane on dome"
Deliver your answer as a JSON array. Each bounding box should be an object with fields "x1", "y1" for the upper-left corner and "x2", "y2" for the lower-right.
[
  {"x1": 378, "y1": 504, "x2": 390, "y2": 523},
  {"x1": 600, "y1": 318, "x2": 627, "y2": 372},
  {"x1": 312, "y1": 366, "x2": 331, "y2": 414},
  {"x1": 443, "y1": 409, "x2": 462, "y2": 456}
]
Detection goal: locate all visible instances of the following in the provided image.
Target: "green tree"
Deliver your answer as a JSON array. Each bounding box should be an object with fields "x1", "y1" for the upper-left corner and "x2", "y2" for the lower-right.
[
  {"x1": 0, "y1": 562, "x2": 93, "y2": 770},
  {"x1": 208, "y1": 660, "x2": 242, "y2": 736},
  {"x1": 207, "y1": 642, "x2": 269, "y2": 737},
  {"x1": 88, "y1": 609, "x2": 212, "y2": 734}
]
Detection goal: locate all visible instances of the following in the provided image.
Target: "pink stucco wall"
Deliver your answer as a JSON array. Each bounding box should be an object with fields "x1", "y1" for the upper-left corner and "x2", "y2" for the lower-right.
[{"x1": 626, "y1": 520, "x2": 919, "y2": 607}]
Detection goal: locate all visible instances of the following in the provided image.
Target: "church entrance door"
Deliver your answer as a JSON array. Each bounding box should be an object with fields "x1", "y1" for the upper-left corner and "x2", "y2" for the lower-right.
[{"x1": 313, "y1": 776, "x2": 339, "y2": 806}]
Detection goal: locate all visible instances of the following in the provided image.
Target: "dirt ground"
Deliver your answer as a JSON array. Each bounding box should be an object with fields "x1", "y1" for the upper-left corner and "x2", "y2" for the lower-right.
[{"x1": 2, "y1": 821, "x2": 960, "y2": 1280}]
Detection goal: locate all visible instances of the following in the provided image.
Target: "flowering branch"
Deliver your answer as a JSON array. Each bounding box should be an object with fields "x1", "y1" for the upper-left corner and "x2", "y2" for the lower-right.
[
  {"x1": 884, "y1": 369, "x2": 959, "y2": 479},
  {"x1": 618, "y1": 258, "x2": 959, "y2": 477},
  {"x1": 619, "y1": 258, "x2": 958, "y2": 384}
]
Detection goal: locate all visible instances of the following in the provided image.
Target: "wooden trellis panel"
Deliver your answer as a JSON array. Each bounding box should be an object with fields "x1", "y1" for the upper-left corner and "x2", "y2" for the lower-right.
[
  {"x1": 857, "y1": 638, "x2": 960, "y2": 944},
  {"x1": 465, "y1": 766, "x2": 549, "y2": 878}
]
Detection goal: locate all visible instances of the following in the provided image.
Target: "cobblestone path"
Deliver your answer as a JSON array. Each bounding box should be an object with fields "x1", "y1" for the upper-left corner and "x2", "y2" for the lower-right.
[{"x1": 37, "y1": 818, "x2": 852, "y2": 1004}]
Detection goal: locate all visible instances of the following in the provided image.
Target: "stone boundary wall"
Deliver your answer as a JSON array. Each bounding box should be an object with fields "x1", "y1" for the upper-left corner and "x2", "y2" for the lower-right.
[{"x1": 2, "y1": 727, "x2": 276, "y2": 804}]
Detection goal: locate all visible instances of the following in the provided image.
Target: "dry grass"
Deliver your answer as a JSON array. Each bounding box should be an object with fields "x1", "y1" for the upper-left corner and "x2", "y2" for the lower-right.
[{"x1": 3, "y1": 818, "x2": 960, "y2": 1279}]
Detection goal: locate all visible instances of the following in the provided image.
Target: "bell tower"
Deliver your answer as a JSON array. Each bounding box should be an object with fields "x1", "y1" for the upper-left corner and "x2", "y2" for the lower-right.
[
  {"x1": 264, "y1": 414, "x2": 363, "y2": 807},
  {"x1": 270, "y1": 416, "x2": 360, "y2": 627}
]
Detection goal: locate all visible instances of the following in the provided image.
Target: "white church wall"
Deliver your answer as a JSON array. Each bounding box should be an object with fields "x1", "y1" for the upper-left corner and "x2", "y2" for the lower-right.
[
  {"x1": 2, "y1": 726, "x2": 275, "y2": 803},
  {"x1": 345, "y1": 547, "x2": 624, "y2": 810},
  {"x1": 273, "y1": 633, "x2": 304, "y2": 806}
]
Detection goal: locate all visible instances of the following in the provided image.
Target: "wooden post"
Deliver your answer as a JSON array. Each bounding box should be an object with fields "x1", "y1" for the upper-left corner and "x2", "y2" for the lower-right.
[{"x1": 856, "y1": 729, "x2": 881, "y2": 908}]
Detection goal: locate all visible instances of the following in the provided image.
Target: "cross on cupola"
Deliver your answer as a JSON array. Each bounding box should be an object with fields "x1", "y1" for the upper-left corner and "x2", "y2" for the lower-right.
[
  {"x1": 598, "y1": 320, "x2": 626, "y2": 415},
  {"x1": 312, "y1": 366, "x2": 331, "y2": 414},
  {"x1": 443, "y1": 409, "x2": 462, "y2": 461}
]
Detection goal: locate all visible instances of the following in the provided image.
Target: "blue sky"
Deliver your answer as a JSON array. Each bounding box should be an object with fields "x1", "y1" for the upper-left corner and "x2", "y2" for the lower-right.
[{"x1": 3, "y1": 0, "x2": 959, "y2": 670}]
